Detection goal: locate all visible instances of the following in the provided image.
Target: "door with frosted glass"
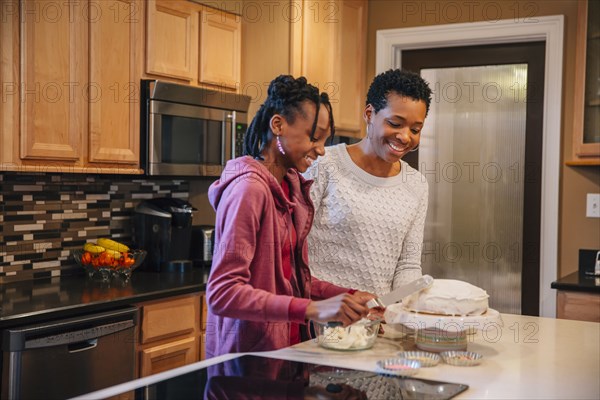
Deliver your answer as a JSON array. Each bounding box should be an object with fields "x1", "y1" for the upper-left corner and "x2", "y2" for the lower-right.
[{"x1": 402, "y1": 42, "x2": 545, "y2": 315}]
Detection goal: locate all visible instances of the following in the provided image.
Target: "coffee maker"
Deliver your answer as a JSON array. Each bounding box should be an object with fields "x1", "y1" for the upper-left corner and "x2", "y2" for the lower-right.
[{"x1": 133, "y1": 198, "x2": 196, "y2": 272}]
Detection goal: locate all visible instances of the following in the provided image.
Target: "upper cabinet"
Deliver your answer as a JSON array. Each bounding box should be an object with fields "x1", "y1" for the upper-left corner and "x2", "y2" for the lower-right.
[
  {"x1": 0, "y1": 0, "x2": 143, "y2": 173},
  {"x1": 89, "y1": 0, "x2": 143, "y2": 165},
  {"x1": 198, "y1": 11, "x2": 241, "y2": 89},
  {"x1": 570, "y1": 0, "x2": 600, "y2": 165},
  {"x1": 0, "y1": 0, "x2": 239, "y2": 174},
  {"x1": 291, "y1": 0, "x2": 367, "y2": 138},
  {"x1": 146, "y1": 0, "x2": 241, "y2": 91},
  {"x1": 146, "y1": 0, "x2": 197, "y2": 81},
  {"x1": 18, "y1": 0, "x2": 86, "y2": 162}
]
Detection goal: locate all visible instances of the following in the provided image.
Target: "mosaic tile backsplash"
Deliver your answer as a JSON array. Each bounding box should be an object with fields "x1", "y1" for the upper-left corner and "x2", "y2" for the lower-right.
[{"x1": 0, "y1": 173, "x2": 189, "y2": 283}]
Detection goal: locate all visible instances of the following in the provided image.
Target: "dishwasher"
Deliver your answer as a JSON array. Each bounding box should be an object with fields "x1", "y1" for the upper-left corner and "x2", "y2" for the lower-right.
[{"x1": 1, "y1": 306, "x2": 138, "y2": 400}]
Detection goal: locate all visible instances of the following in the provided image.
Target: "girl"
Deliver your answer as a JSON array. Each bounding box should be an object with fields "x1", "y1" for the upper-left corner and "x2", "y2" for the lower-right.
[{"x1": 205, "y1": 75, "x2": 374, "y2": 358}]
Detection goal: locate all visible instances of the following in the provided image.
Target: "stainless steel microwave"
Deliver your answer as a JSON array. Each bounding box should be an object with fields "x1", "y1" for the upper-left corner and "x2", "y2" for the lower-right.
[{"x1": 141, "y1": 80, "x2": 251, "y2": 176}]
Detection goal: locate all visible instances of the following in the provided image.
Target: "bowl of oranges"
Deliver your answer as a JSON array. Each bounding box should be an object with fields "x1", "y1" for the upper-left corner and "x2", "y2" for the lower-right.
[{"x1": 73, "y1": 238, "x2": 146, "y2": 282}]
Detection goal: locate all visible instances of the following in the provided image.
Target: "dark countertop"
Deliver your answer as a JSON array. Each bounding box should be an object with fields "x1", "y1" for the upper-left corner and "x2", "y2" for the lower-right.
[
  {"x1": 74, "y1": 353, "x2": 471, "y2": 400},
  {"x1": 551, "y1": 271, "x2": 600, "y2": 294},
  {"x1": 0, "y1": 268, "x2": 210, "y2": 329}
]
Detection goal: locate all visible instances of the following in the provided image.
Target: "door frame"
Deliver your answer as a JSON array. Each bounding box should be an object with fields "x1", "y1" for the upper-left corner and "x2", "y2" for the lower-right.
[{"x1": 376, "y1": 15, "x2": 564, "y2": 318}]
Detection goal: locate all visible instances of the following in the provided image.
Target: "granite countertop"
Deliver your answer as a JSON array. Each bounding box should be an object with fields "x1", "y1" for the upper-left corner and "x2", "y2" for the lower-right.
[
  {"x1": 0, "y1": 268, "x2": 210, "y2": 329},
  {"x1": 551, "y1": 271, "x2": 600, "y2": 293}
]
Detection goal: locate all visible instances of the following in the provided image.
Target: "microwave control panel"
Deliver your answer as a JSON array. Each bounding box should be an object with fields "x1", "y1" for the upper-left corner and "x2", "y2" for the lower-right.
[{"x1": 234, "y1": 122, "x2": 247, "y2": 158}]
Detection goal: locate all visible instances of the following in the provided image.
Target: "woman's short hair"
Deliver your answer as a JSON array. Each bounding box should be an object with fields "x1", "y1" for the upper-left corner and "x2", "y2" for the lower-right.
[{"x1": 366, "y1": 69, "x2": 432, "y2": 115}]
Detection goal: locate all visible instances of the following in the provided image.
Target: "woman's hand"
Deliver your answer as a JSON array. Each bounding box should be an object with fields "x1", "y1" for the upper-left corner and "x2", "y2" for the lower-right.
[
  {"x1": 349, "y1": 290, "x2": 385, "y2": 334},
  {"x1": 352, "y1": 290, "x2": 385, "y2": 319},
  {"x1": 305, "y1": 292, "x2": 375, "y2": 326}
]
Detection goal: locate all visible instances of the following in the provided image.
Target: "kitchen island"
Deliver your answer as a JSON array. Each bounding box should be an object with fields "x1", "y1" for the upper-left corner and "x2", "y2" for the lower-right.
[{"x1": 74, "y1": 313, "x2": 600, "y2": 399}]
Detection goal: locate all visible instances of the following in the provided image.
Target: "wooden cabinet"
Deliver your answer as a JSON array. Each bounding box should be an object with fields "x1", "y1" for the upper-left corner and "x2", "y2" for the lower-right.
[
  {"x1": 199, "y1": 293, "x2": 208, "y2": 360},
  {"x1": 291, "y1": 0, "x2": 367, "y2": 138},
  {"x1": 198, "y1": 10, "x2": 241, "y2": 89},
  {"x1": 89, "y1": 0, "x2": 143, "y2": 165},
  {"x1": 137, "y1": 293, "x2": 202, "y2": 377},
  {"x1": 335, "y1": 1, "x2": 367, "y2": 135},
  {"x1": 569, "y1": 0, "x2": 600, "y2": 165},
  {"x1": 19, "y1": 0, "x2": 85, "y2": 162},
  {"x1": 0, "y1": 2, "x2": 16, "y2": 167},
  {"x1": 140, "y1": 337, "x2": 198, "y2": 376},
  {"x1": 146, "y1": 0, "x2": 197, "y2": 81},
  {"x1": 0, "y1": 0, "x2": 143, "y2": 173},
  {"x1": 557, "y1": 290, "x2": 600, "y2": 322},
  {"x1": 146, "y1": 0, "x2": 241, "y2": 90}
]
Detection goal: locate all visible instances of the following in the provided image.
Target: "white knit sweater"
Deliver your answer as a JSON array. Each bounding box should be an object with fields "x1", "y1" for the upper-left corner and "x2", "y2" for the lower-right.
[{"x1": 303, "y1": 144, "x2": 429, "y2": 295}]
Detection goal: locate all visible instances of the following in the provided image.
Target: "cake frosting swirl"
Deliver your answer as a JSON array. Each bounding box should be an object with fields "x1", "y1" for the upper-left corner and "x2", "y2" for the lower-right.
[{"x1": 402, "y1": 279, "x2": 489, "y2": 316}]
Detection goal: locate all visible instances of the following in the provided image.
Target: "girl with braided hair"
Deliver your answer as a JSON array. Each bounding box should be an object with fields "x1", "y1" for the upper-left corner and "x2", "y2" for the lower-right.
[{"x1": 206, "y1": 75, "x2": 376, "y2": 358}]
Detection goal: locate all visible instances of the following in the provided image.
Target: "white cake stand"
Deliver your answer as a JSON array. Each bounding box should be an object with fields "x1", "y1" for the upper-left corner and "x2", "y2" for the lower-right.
[
  {"x1": 384, "y1": 304, "x2": 503, "y2": 352},
  {"x1": 384, "y1": 304, "x2": 503, "y2": 332}
]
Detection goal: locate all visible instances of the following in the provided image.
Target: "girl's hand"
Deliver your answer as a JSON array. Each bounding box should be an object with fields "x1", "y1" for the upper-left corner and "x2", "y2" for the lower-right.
[{"x1": 305, "y1": 292, "x2": 374, "y2": 327}]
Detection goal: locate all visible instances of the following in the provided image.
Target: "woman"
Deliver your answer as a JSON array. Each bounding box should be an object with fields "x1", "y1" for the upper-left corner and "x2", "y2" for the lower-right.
[
  {"x1": 304, "y1": 69, "x2": 432, "y2": 295},
  {"x1": 205, "y1": 75, "x2": 374, "y2": 358}
]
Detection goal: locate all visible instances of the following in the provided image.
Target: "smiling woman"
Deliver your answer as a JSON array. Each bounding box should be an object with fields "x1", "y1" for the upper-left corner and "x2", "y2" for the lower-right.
[{"x1": 304, "y1": 69, "x2": 433, "y2": 296}]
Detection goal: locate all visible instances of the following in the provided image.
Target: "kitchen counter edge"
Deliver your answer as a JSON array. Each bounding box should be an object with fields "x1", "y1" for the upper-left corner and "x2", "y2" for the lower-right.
[
  {"x1": 550, "y1": 271, "x2": 600, "y2": 293},
  {"x1": 0, "y1": 268, "x2": 210, "y2": 329}
]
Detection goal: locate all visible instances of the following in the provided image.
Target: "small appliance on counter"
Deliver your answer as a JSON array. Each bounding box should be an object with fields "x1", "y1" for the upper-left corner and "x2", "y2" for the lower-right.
[
  {"x1": 579, "y1": 248, "x2": 600, "y2": 277},
  {"x1": 133, "y1": 197, "x2": 196, "y2": 272},
  {"x1": 191, "y1": 225, "x2": 215, "y2": 268}
]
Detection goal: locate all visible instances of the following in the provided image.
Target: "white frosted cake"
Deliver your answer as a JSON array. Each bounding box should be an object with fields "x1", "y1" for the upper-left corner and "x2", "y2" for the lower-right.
[{"x1": 402, "y1": 279, "x2": 489, "y2": 316}]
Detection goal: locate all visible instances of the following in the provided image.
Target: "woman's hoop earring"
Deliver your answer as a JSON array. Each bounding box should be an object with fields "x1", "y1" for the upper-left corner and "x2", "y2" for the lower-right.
[
  {"x1": 276, "y1": 136, "x2": 286, "y2": 155},
  {"x1": 410, "y1": 145, "x2": 419, "y2": 152}
]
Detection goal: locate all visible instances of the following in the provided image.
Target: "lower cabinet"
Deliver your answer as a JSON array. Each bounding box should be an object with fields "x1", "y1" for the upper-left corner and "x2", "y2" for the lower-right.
[
  {"x1": 200, "y1": 293, "x2": 208, "y2": 360},
  {"x1": 200, "y1": 331, "x2": 206, "y2": 361},
  {"x1": 556, "y1": 290, "x2": 600, "y2": 322},
  {"x1": 140, "y1": 336, "x2": 199, "y2": 376},
  {"x1": 136, "y1": 292, "x2": 205, "y2": 377}
]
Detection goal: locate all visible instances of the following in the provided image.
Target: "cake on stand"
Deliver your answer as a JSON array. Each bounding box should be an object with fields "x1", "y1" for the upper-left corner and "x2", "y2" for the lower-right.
[{"x1": 384, "y1": 304, "x2": 503, "y2": 352}]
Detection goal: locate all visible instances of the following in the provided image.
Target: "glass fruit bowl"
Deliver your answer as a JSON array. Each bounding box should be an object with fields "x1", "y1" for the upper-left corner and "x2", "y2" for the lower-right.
[
  {"x1": 72, "y1": 248, "x2": 146, "y2": 282},
  {"x1": 312, "y1": 318, "x2": 381, "y2": 351}
]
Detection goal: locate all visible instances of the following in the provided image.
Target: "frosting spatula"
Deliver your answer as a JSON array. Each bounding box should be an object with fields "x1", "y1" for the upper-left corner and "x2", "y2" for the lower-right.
[{"x1": 366, "y1": 275, "x2": 434, "y2": 309}]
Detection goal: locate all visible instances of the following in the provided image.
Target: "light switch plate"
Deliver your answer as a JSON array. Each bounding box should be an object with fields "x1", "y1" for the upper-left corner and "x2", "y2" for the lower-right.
[{"x1": 586, "y1": 193, "x2": 600, "y2": 218}]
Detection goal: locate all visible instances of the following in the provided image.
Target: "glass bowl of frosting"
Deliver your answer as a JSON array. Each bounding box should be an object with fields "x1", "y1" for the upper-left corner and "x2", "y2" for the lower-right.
[{"x1": 312, "y1": 318, "x2": 381, "y2": 351}]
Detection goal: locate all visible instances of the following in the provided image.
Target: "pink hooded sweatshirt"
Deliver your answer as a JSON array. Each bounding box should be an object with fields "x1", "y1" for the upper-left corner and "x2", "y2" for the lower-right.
[{"x1": 206, "y1": 156, "x2": 350, "y2": 358}]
